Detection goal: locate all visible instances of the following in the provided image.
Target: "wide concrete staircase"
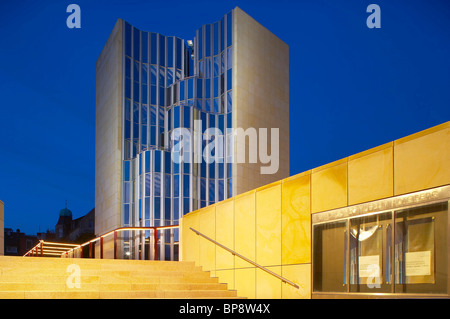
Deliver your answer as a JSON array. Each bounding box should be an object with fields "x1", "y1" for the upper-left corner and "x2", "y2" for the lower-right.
[{"x1": 0, "y1": 256, "x2": 241, "y2": 299}]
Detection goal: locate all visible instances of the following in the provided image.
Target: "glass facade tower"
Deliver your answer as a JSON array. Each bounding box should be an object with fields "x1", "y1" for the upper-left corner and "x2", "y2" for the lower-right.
[
  {"x1": 96, "y1": 7, "x2": 290, "y2": 261},
  {"x1": 121, "y1": 12, "x2": 234, "y2": 260}
]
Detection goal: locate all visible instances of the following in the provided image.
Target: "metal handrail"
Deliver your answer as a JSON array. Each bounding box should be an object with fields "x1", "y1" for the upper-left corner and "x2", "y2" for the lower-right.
[
  {"x1": 189, "y1": 227, "x2": 300, "y2": 289},
  {"x1": 23, "y1": 240, "x2": 79, "y2": 257},
  {"x1": 23, "y1": 225, "x2": 179, "y2": 260},
  {"x1": 63, "y1": 225, "x2": 179, "y2": 259}
]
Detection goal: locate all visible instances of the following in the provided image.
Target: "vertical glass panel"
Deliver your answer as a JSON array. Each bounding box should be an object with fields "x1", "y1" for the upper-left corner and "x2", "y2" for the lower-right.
[
  {"x1": 167, "y1": 68, "x2": 174, "y2": 87},
  {"x1": 205, "y1": 24, "x2": 211, "y2": 57},
  {"x1": 125, "y1": 22, "x2": 132, "y2": 56},
  {"x1": 214, "y1": 77, "x2": 219, "y2": 98},
  {"x1": 165, "y1": 174, "x2": 171, "y2": 197},
  {"x1": 167, "y1": 37, "x2": 174, "y2": 68},
  {"x1": 133, "y1": 28, "x2": 140, "y2": 60},
  {"x1": 226, "y1": 11, "x2": 232, "y2": 47},
  {"x1": 180, "y1": 80, "x2": 185, "y2": 101},
  {"x1": 154, "y1": 197, "x2": 161, "y2": 220},
  {"x1": 183, "y1": 106, "x2": 190, "y2": 128},
  {"x1": 174, "y1": 174, "x2": 180, "y2": 197},
  {"x1": 124, "y1": 182, "x2": 131, "y2": 203},
  {"x1": 205, "y1": 79, "x2": 211, "y2": 99},
  {"x1": 165, "y1": 151, "x2": 171, "y2": 174},
  {"x1": 133, "y1": 81, "x2": 140, "y2": 103},
  {"x1": 218, "y1": 179, "x2": 224, "y2": 201},
  {"x1": 394, "y1": 203, "x2": 448, "y2": 294},
  {"x1": 141, "y1": 64, "x2": 148, "y2": 84},
  {"x1": 124, "y1": 161, "x2": 130, "y2": 181},
  {"x1": 200, "y1": 178, "x2": 206, "y2": 200},
  {"x1": 141, "y1": 31, "x2": 148, "y2": 63},
  {"x1": 205, "y1": 57, "x2": 211, "y2": 78},
  {"x1": 141, "y1": 84, "x2": 148, "y2": 104},
  {"x1": 174, "y1": 106, "x2": 180, "y2": 128},
  {"x1": 141, "y1": 104, "x2": 148, "y2": 125},
  {"x1": 176, "y1": 38, "x2": 182, "y2": 69},
  {"x1": 349, "y1": 212, "x2": 392, "y2": 293},
  {"x1": 125, "y1": 78, "x2": 131, "y2": 99},
  {"x1": 165, "y1": 198, "x2": 171, "y2": 220},
  {"x1": 198, "y1": 27, "x2": 203, "y2": 61},
  {"x1": 145, "y1": 197, "x2": 150, "y2": 219},
  {"x1": 220, "y1": 17, "x2": 225, "y2": 53},
  {"x1": 213, "y1": 22, "x2": 219, "y2": 55},
  {"x1": 214, "y1": 56, "x2": 219, "y2": 77},
  {"x1": 196, "y1": 79, "x2": 203, "y2": 99},
  {"x1": 227, "y1": 47, "x2": 233, "y2": 69},
  {"x1": 209, "y1": 179, "x2": 215, "y2": 203},
  {"x1": 173, "y1": 199, "x2": 180, "y2": 221},
  {"x1": 154, "y1": 173, "x2": 161, "y2": 197},
  {"x1": 159, "y1": 87, "x2": 165, "y2": 106},
  {"x1": 227, "y1": 90, "x2": 233, "y2": 113},
  {"x1": 159, "y1": 35, "x2": 165, "y2": 67},
  {"x1": 150, "y1": 65, "x2": 157, "y2": 85},
  {"x1": 227, "y1": 68, "x2": 232, "y2": 90},
  {"x1": 209, "y1": 162, "x2": 215, "y2": 178},
  {"x1": 183, "y1": 198, "x2": 190, "y2": 214},
  {"x1": 124, "y1": 204, "x2": 130, "y2": 225},
  {"x1": 313, "y1": 221, "x2": 347, "y2": 292},
  {"x1": 145, "y1": 152, "x2": 151, "y2": 172},
  {"x1": 141, "y1": 124, "x2": 147, "y2": 146},
  {"x1": 150, "y1": 33, "x2": 157, "y2": 64},
  {"x1": 125, "y1": 57, "x2": 131, "y2": 78},
  {"x1": 183, "y1": 174, "x2": 190, "y2": 197},
  {"x1": 154, "y1": 151, "x2": 161, "y2": 172},
  {"x1": 145, "y1": 173, "x2": 151, "y2": 196},
  {"x1": 188, "y1": 78, "x2": 194, "y2": 100}
]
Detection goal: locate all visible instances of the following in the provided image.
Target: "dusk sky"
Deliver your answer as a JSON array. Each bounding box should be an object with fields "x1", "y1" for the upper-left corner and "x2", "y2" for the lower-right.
[{"x1": 1, "y1": 0, "x2": 449, "y2": 235}]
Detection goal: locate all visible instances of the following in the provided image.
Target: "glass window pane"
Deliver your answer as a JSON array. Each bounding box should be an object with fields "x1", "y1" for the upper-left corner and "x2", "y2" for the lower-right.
[
  {"x1": 198, "y1": 27, "x2": 203, "y2": 60},
  {"x1": 226, "y1": 12, "x2": 232, "y2": 47},
  {"x1": 349, "y1": 212, "x2": 392, "y2": 293},
  {"x1": 313, "y1": 221, "x2": 347, "y2": 292},
  {"x1": 125, "y1": 23, "x2": 132, "y2": 56},
  {"x1": 159, "y1": 35, "x2": 165, "y2": 67},
  {"x1": 167, "y1": 36, "x2": 173, "y2": 68},
  {"x1": 150, "y1": 33, "x2": 157, "y2": 64},
  {"x1": 394, "y1": 202, "x2": 448, "y2": 294},
  {"x1": 141, "y1": 31, "x2": 148, "y2": 63},
  {"x1": 133, "y1": 28, "x2": 140, "y2": 60}
]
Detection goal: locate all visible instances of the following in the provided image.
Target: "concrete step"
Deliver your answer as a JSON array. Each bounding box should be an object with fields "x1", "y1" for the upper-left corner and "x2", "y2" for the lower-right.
[{"x1": 0, "y1": 256, "x2": 242, "y2": 299}]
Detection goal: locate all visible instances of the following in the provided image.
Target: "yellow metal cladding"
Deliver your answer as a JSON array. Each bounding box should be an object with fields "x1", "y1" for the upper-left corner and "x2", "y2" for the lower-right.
[
  {"x1": 311, "y1": 158, "x2": 348, "y2": 213},
  {"x1": 281, "y1": 172, "x2": 311, "y2": 265},
  {"x1": 181, "y1": 121, "x2": 450, "y2": 299},
  {"x1": 215, "y1": 198, "x2": 234, "y2": 270},
  {"x1": 234, "y1": 191, "x2": 256, "y2": 269},
  {"x1": 198, "y1": 206, "x2": 216, "y2": 271},
  {"x1": 348, "y1": 142, "x2": 394, "y2": 205},
  {"x1": 394, "y1": 122, "x2": 450, "y2": 195},
  {"x1": 256, "y1": 182, "x2": 282, "y2": 267}
]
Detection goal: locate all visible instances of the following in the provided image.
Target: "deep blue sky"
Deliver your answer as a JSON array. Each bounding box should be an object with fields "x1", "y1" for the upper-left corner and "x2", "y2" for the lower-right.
[{"x1": 0, "y1": 0, "x2": 449, "y2": 235}]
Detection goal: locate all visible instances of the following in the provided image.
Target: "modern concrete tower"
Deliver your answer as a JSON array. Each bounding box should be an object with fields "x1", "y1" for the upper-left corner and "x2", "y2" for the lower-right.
[{"x1": 96, "y1": 7, "x2": 289, "y2": 260}]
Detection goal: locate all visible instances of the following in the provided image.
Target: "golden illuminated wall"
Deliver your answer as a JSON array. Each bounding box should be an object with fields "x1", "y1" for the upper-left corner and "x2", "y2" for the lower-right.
[
  {"x1": 181, "y1": 176, "x2": 312, "y2": 299},
  {"x1": 181, "y1": 121, "x2": 450, "y2": 299},
  {"x1": 0, "y1": 200, "x2": 4, "y2": 256}
]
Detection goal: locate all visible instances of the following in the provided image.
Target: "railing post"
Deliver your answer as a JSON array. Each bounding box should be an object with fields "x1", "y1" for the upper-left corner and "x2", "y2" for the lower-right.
[
  {"x1": 40, "y1": 241, "x2": 43, "y2": 257},
  {"x1": 80, "y1": 246, "x2": 83, "y2": 258},
  {"x1": 153, "y1": 228, "x2": 158, "y2": 261},
  {"x1": 100, "y1": 236, "x2": 103, "y2": 259},
  {"x1": 114, "y1": 231, "x2": 117, "y2": 259},
  {"x1": 89, "y1": 242, "x2": 93, "y2": 258}
]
